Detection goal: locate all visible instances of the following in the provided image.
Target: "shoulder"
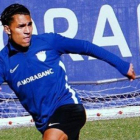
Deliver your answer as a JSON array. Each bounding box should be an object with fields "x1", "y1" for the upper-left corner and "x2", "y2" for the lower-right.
[
  {"x1": 32, "y1": 33, "x2": 56, "y2": 40},
  {"x1": 31, "y1": 33, "x2": 61, "y2": 47},
  {"x1": 0, "y1": 47, "x2": 8, "y2": 70},
  {"x1": 0, "y1": 45, "x2": 9, "y2": 60},
  {"x1": 32, "y1": 33, "x2": 63, "y2": 41}
]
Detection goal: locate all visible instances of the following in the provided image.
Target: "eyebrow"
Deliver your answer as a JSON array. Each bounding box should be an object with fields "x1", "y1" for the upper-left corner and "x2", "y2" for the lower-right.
[{"x1": 18, "y1": 21, "x2": 32, "y2": 27}]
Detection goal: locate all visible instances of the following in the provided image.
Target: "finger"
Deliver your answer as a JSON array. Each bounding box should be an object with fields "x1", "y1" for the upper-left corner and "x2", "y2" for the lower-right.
[
  {"x1": 129, "y1": 71, "x2": 136, "y2": 81},
  {"x1": 132, "y1": 71, "x2": 136, "y2": 79}
]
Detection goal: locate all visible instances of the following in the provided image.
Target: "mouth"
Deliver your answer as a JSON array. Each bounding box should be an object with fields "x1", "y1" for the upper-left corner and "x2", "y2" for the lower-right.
[{"x1": 24, "y1": 36, "x2": 31, "y2": 43}]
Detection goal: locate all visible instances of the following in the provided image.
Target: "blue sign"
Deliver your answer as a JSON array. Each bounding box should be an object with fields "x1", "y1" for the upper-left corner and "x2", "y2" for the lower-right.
[
  {"x1": 0, "y1": 1, "x2": 140, "y2": 117},
  {"x1": 0, "y1": 0, "x2": 140, "y2": 81}
]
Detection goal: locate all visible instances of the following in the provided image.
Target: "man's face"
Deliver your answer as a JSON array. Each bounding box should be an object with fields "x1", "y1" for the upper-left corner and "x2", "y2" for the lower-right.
[{"x1": 5, "y1": 14, "x2": 33, "y2": 47}]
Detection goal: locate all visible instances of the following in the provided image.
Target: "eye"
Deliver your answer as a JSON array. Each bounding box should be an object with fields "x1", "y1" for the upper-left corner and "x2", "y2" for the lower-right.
[
  {"x1": 18, "y1": 24, "x2": 26, "y2": 28},
  {"x1": 28, "y1": 22, "x2": 32, "y2": 26}
]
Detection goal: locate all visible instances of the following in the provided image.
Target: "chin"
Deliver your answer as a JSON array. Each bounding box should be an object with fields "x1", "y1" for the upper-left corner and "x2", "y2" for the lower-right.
[
  {"x1": 22, "y1": 43, "x2": 30, "y2": 47},
  {"x1": 23, "y1": 45, "x2": 30, "y2": 47}
]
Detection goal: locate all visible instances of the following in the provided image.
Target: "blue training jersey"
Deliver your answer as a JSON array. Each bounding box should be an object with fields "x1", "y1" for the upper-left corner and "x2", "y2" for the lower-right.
[{"x1": 0, "y1": 33, "x2": 129, "y2": 133}]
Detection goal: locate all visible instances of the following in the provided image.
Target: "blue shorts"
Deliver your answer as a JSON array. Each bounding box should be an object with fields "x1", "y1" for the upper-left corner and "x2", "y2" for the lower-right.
[{"x1": 45, "y1": 104, "x2": 86, "y2": 140}]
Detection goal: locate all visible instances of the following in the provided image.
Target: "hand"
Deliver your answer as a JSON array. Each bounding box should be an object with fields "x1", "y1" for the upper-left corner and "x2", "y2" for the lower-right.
[{"x1": 127, "y1": 63, "x2": 136, "y2": 81}]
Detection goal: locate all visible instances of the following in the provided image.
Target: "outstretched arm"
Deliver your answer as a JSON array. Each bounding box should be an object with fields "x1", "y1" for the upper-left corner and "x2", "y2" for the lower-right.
[{"x1": 53, "y1": 33, "x2": 136, "y2": 80}]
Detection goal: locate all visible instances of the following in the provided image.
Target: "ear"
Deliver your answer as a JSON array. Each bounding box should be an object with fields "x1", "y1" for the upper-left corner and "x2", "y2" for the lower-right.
[{"x1": 4, "y1": 25, "x2": 11, "y2": 35}]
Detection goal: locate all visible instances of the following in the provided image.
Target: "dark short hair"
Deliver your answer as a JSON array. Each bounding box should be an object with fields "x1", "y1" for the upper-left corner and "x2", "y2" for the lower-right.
[{"x1": 0, "y1": 3, "x2": 30, "y2": 25}]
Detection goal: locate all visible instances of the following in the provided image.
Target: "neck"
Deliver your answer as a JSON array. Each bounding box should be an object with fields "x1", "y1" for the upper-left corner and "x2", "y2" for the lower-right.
[{"x1": 9, "y1": 39, "x2": 29, "y2": 52}]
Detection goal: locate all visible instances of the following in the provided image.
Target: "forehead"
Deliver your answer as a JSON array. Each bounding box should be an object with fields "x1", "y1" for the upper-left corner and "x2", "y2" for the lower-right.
[{"x1": 11, "y1": 14, "x2": 32, "y2": 25}]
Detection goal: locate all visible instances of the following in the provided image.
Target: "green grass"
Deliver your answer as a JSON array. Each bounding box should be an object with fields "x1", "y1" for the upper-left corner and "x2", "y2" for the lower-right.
[
  {"x1": 80, "y1": 117, "x2": 140, "y2": 140},
  {"x1": 0, "y1": 117, "x2": 140, "y2": 140}
]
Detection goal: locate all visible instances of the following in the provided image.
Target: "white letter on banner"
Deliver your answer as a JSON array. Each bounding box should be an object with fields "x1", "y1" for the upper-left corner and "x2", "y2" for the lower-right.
[
  {"x1": 0, "y1": 21, "x2": 4, "y2": 50},
  {"x1": 32, "y1": 19, "x2": 38, "y2": 35},
  {"x1": 91, "y1": 5, "x2": 132, "y2": 60},
  {"x1": 137, "y1": 4, "x2": 140, "y2": 51},
  {"x1": 44, "y1": 8, "x2": 83, "y2": 61}
]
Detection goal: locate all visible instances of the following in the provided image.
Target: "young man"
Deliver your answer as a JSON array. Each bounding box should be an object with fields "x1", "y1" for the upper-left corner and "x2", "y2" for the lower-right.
[{"x1": 0, "y1": 3, "x2": 135, "y2": 140}]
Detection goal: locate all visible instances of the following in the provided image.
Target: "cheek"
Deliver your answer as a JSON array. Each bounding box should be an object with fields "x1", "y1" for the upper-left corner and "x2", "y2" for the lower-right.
[
  {"x1": 10, "y1": 33, "x2": 24, "y2": 45},
  {"x1": 11, "y1": 32, "x2": 22, "y2": 41}
]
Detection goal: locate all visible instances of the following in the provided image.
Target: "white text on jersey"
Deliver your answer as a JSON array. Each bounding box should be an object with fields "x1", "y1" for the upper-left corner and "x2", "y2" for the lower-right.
[{"x1": 17, "y1": 68, "x2": 54, "y2": 87}]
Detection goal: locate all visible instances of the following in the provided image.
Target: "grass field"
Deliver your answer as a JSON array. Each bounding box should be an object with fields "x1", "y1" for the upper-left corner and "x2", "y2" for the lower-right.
[{"x1": 0, "y1": 117, "x2": 140, "y2": 140}]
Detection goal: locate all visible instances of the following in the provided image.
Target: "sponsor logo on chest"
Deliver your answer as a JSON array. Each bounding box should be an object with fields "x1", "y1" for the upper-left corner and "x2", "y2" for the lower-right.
[{"x1": 17, "y1": 68, "x2": 54, "y2": 87}]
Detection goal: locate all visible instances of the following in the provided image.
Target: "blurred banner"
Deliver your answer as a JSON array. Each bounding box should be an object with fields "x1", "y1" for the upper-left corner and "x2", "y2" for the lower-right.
[
  {"x1": 0, "y1": 1, "x2": 140, "y2": 116},
  {"x1": 0, "y1": 0, "x2": 140, "y2": 81}
]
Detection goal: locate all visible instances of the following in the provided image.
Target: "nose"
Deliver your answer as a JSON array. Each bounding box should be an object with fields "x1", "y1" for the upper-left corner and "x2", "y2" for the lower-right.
[{"x1": 24, "y1": 26, "x2": 30, "y2": 34}]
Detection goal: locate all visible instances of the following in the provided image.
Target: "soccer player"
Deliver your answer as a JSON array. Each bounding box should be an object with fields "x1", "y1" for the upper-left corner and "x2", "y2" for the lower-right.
[{"x1": 0, "y1": 3, "x2": 135, "y2": 140}]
